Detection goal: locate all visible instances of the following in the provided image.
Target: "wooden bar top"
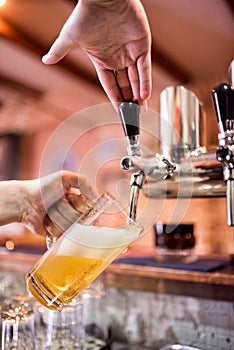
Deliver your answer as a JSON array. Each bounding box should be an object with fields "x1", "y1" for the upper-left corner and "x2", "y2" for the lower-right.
[
  {"x1": 1, "y1": 251, "x2": 233, "y2": 301},
  {"x1": 103, "y1": 252, "x2": 234, "y2": 302}
]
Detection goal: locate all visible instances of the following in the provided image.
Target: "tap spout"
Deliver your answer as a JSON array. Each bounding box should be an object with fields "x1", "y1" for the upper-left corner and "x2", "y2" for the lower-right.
[
  {"x1": 121, "y1": 155, "x2": 176, "y2": 220},
  {"x1": 121, "y1": 155, "x2": 176, "y2": 180},
  {"x1": 128, "y1": 171, "x2": 145, "y2": 221},
  {"x1": 118, "y1": 100, "x2": 176, "y2": 221},
  {"x1": 118, "y1": 100, "x2": 143, "y2": 221},
  {"x1": 227, "y1": 178, "x2": 234, "y2": 226}
]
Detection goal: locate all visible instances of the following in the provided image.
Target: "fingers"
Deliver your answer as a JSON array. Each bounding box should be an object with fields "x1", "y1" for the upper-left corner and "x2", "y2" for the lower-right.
[
  {"x1": 40, "y1": 171, "x2": 94, "y2": 211},
  {"x1": 46, "y1": 203, "x2": 72, "y2": 233},
  {"x1": 94, "y1": 66, "x2": 135, "y2": 105},
  {"x1": 42, "y1": 1, "x2": 81, "y2": 65},
  {"x1": 44, "y1": 215, "x2": 63, "y2": 239},
  {"x1": 67, "y1": 192, "x2": 94, "y2": 214},
  {"x1": 44, "y1": 212, "x2": 65, "y2": 248},
  {"x1": 61, "y1": 171, "x2": 95, "y2": 198},
  {"x1": 128, "y1": 64, "x2": 140, "y2": 101},
  {"x1": 43, "y1": 192, "x2": 94, "y2": 243},
  {"x1": 43, "y1": 198, "x2": 82, "y2": 244},
  {"x1": 56, "y1": 198, "x2": 81, "y2": 223},
  {"x1": 94, "y1": 62, "x2": 150, "y2": 107},
  {"x1": 137, "y1": 51, "x2": 152, "y2": 101},
  {"x1": 114, "y1": 69, "x2": 133, "y2": 101},
  {"x1": 75, "y1": 175, "x2": 95, "y2": 198},
  {"x1": 94, "y1": 66, "x2": 122, "y2": 104},
  {"x1": 46, "y1": 194, "x2": 93, "y2": 230}
]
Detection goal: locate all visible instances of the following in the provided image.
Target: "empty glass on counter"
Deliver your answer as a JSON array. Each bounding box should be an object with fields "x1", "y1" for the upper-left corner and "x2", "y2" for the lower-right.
[
  {"x1": 42, "y1": 298, "x2": 84, "y2": 350},
  {"x1": 1, "y1": 294, "x2": 37, "y2": 350},
  {"x1": 82, "y1": 277, "x2": 110, "y2": 343},
  {"x1": 0, "y1": 288, "x2": 111, "y2": 350},
  {"x1": 154, "y1": 223, "x2": 196, "y2": 263},
  {"x1": 159, "y1": 345, "x2": 203, "y2": 350},
  {"x1": 26, "y1": 192, "x2": 143, "y2": 311}
]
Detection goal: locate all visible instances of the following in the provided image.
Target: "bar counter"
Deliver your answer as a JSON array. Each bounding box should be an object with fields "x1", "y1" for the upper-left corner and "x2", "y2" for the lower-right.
[
  {"x1": 1, "y1": 250, "x2": 234, "y2": 348},
  {"x1": 104, "y1": 259, "x2": 234, "y2": 302},
  {"x1": 1, "y1": 250, "x2": 233, "y2": 302}
]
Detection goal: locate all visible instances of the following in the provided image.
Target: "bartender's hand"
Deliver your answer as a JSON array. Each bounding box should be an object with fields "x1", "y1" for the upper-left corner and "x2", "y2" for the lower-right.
[
  {"x1": 42, "y1": 0, "x2": 152, "y2": 107},
  {"x1": 0, "y1": 171, "x2": 94, "y2": 237}
]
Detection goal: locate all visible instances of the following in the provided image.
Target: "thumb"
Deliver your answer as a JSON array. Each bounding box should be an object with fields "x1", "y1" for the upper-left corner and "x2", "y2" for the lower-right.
[
  {"x1": 42, "y1": 2, "x2": 82, "y2": 65},
  {"x1": 42, "y1": 29, "x2": 75, "y2": 65}
]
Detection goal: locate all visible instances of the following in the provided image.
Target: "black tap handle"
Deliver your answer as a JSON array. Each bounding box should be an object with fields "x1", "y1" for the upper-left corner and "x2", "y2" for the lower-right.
[
  {"x1": 212, "y1": 83, "x2": 234, "y2": 129},
  {"x1": 118, "y1": 100, "x2": 140, "y2": 137}
]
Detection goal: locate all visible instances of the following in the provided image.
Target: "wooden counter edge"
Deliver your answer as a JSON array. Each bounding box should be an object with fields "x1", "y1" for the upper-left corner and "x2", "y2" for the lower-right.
[
  {"x1": 103, "y1": 262, "x2": 234, "y2": 301},
  {"x1": 104, "y1": 262, "x2": 234, "y2": 287}
]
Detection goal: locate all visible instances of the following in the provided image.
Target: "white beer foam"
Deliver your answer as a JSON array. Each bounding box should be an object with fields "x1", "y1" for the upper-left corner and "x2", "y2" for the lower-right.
[{"x1": 56, "y1": 223, "x2": 139, "y2": 257}]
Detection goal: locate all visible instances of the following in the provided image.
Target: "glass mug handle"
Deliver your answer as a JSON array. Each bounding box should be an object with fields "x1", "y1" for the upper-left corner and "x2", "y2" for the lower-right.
[{"x1": 43, "y1": 191, "x2": 95, "y2": 249}]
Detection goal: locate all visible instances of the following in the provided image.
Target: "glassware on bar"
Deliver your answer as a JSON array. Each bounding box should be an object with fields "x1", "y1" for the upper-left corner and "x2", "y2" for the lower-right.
[
  {"x1": 25, "y1": 192, "x2": 143, "y2": 311},
  {"x1": 154, "y1": 223, "x2": 196, "y2": 263},
  {"x1": 42, "y1": 298, "x2": 84, "y2": 350},
  {"x1": 1, "y1": 294, "x2": 37, "y2": 350}
]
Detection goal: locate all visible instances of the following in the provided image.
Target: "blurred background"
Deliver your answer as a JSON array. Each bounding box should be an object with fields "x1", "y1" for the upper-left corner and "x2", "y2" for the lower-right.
[{"x1": 0, "y1": 0, "x2": 233, "y2": 256}]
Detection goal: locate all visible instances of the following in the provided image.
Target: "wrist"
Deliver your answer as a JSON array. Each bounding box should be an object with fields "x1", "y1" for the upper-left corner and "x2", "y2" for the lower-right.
[{"x1": 0, "y1": 180, "x2": 27, "y2": 225}]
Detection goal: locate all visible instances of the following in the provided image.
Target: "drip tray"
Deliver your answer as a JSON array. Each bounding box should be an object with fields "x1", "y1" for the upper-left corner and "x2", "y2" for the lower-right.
[{"x1": 115, "y1": 255, "x2": 228, "y2": 272}]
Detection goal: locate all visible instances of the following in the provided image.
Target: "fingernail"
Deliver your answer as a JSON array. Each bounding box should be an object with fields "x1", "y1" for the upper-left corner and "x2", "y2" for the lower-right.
[
  {"x1": 141, "y1": 104, "x2": 148, "y2": 115},
  {"x1": 42, "y1": 54, "x2": 49, "y2": 63}
]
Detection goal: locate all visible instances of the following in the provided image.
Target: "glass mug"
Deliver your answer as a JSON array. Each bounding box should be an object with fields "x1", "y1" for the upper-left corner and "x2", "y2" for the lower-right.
[
  {"x1": 42, "y1": 299, "x2": 85, "y2": 349},
  {"x1": 25, "y1": 192, "x2": 143, "y2": 311},
  {"x1": 1, "y1": 294, "x2": 37, "y2": 350}
]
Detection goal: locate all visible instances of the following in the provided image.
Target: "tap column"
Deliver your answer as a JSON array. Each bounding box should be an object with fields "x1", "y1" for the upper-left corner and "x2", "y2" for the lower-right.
[
  {"x1": 118, "y1": 101, "x2": 176, "y2": 221},
  {"x1": 212, "y1": 83, "x2": 234, "y2": 226},
  {"x1": 119, "y1": 101, "x2": 145, "y2": 221}
]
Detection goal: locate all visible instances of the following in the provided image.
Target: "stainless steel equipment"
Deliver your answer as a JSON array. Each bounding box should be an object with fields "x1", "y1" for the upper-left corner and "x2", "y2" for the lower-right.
[
  {"x1": 159, "y1": 85, "x2": 206, "y2": 163},
  {"x1": 118, "y1": 62, "x2": 234, "y2": 224},
  {"x1": 212, "y1": 82, "x2": 234, "y2": 226},
  {"x1": 143, "y1": 86, "x2": 225, "y2": 199},
  {"x1": 118, "y1": 101, "x2": 175, "y2": 221}
]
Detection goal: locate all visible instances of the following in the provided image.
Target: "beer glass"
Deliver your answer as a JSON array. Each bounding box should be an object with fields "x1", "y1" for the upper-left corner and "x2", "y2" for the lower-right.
[
  {"x1": 1, "y1": 294, "x2": 37, "y2": 350},
  {"x1": 25, "y1": 192, "x2": 143, "y2": 311},
  {"x1": 42, "y1": 299, "x2": 84, "y2": 349}
]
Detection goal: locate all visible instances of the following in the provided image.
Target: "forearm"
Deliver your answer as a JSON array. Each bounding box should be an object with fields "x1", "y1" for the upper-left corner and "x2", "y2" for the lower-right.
[{"x1": 0, "y1": 180, "x2": 26, "y2": 226}]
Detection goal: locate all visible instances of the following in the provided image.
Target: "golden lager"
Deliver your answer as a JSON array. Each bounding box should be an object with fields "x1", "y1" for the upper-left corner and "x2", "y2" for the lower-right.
[
  {"x1": 27, "y1": 255, "x2": 103, "y2": 310},
  {"x1": 26, "y1": 223, "x2": 139, "y2": 310}
]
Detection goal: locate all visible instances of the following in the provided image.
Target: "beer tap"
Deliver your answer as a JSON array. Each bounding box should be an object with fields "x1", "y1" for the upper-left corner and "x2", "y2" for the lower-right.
[
  {"x1": 212, "y1": 83, "x2": 234, "y2": 226},
  {"x1": 118, "y1": 101, "x2": 176, "y2": 221}
]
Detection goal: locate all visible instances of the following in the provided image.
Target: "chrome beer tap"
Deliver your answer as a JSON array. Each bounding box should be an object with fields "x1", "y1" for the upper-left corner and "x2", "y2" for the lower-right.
[
  {"x1": 212, "y1": 83, "x2": 234, "y2": 226},
  {"x1": 118, "y1": 101, "x2": 176, "y2": 221}
]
